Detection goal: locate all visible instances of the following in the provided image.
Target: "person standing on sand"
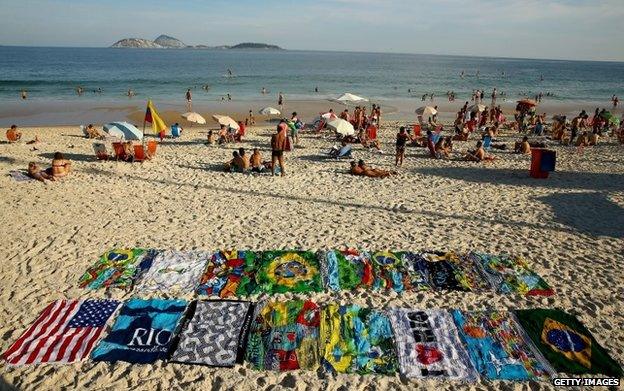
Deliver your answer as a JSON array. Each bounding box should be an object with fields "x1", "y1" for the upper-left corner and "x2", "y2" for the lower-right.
[
  {"x1": 278, "y1": 92, "x2": 284, "y2": 111},
  {"x1": 271, "y1": 122, "x2": 287, "y2": 176},
  {"x1": 395, "y1": 127, "x2": 408, "y2": 167},
  {"x1": 186, "y1": 89, "x2": 192, "y2": 110}
]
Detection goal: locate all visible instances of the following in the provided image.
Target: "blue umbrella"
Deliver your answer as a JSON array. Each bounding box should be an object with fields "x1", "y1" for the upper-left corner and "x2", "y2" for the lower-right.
[{"x1": 103, "y1": 122, "x2": 143, "y2": 140}]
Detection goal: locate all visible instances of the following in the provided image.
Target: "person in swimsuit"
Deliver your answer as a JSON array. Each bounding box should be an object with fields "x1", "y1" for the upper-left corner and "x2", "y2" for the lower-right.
[
  {"x1": 271, "y1": 122, "x2": 288, "y2": 176},
  {"x1": 49, "y1": 152, "x2": 72, "y2": 177},
  {"x1": 395, "y1": 127, "x2": 408, "y2": 166},
  {"x1": 28, "y1": 162, "x2": 55, "y2": 182}
]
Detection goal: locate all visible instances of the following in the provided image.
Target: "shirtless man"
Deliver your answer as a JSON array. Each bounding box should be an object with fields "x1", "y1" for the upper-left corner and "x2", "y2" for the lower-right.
[
  {"x1": 514, "y1": 136, "x2": 531, "y2": 154},
  {"x1": 271, "y1": 122, "x2": 288, "y2": 176},
  {"x1": 6, "y1": 125, "x2": 21, "y2": 142},
  {"x1": 465, "y1": 141, "x2": 489, "y2": 162}
]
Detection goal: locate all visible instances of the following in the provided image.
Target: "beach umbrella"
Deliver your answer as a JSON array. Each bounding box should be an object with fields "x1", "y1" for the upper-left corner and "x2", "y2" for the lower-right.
[
  {"x1": 103, "y1": 121, "x2": 143, "y2": 140},
  {"x1": 336, "y1": 93, "x2": 368, "y2": 104},
  {"x1": 517, "y1": 99, "x2": 537, "y2": 107},
  {"x1": 415, "y1": 106, "x2": 438, "y2": 116},
  {"x1": 326, "y1": 118, "x2": 355, "y2": 136},
  {"x1": 181, "y1": 112, "x2": 206, "y2": 124},
  {"x1": 212, "y1": 114, "x2": 240, "y2": 130},
  {"x1": 468, "y1": 104, "x2": 486, "y2": 113},
  {"x1": 321, "y1": 112, "x2": 336, "y2": 119},
  {"x1": 259, "y1": 107, "x2": 281, "y2": 116}
]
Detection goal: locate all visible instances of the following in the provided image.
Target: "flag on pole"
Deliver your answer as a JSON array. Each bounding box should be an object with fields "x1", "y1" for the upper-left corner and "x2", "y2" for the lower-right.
[
  {"x1": 2, "y1": 299, "x2": 119, "y2": 365},
  {"x1": 144, "y1": 100, "x2": 167, "y2": 134}
]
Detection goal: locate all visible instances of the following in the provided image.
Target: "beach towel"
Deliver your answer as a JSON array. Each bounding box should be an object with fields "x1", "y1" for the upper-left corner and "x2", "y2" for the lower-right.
[
  {"x1": 245, "y1": 300, "x2": 320, "y2": 371},
  {"x1": 388, "y1": 308, "x2": 476, "y2": 380},
  {"x1": 515, "y1": 309, "x2": 623, "y2": 377},
  {"x1": 196, "y1": 250, "x2": 260, "y2": 298},
  {"x1": 135, "y1": 250, "x2": 209, "y2": 294},
  {"x1": 452, "y1": 310, "x2": 554, "y2": 381},
  {"x1": 469, "y1": 252, "x2": 554, "y2": 296},
  {"x1": 2, "y1": 299, "x2": 119, "y2": 365},
  {"x1": 321, "y1": 249, "x2": 374, "y2": 292},
  {"x1": 320, "y1": 304, "x2": 398, "y2": 375},
  {"x1": 169, "y1": 300, "x2": 254, "y2": 367},
  {"x1": 91, "y1": 298, "x2": 187, "y2": 364},
  {"x1": 395, "y1": 251, "x2": 432, "y2": 291},
  {"x1": 449, "y1": 253, "x2": 491, "y2": 292},
  {"x1": 78, "y1": 248, "x2": 150, "y2": 290},
  {"x1": 9, "y1": 170, "x2": 34, "y2": 182},
  {"x1": 420, "y1": 251, "x2": 467, "y2": 291},
  {"x1": 255, "y1": 250, "x2": 323, "y2": 294},
  {"x1": 371, "y1": 251, "x2": 406, "y2": 292}
]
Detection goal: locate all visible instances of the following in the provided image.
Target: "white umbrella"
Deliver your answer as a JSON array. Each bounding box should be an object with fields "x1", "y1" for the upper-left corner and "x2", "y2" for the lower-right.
[
  {"x1": 321, "y1": 112, "x2": 336, "y2": 119},
  {"x1": 326, "y1": 118, "x2": 355, "y2": 136},
  {"x1": 212, "y1": 114, "x2": 240, "y2": 130},
  {"x1": 468, "y1": 104, "x2": 486, "y2": 113},
  {"x1": 182, "y1": 112, "x2": 206, "y2": 124},
  {"x1": 336, "y1": 93, "x2": 368, "y2": 104},
  {"x1": 415, "y1": 106, "x2": 437, "y2": 116},
  {"x1": 103, "y1": 121, "x2": 143, "y2": 140},
  {"x1": 259, "y1": 107, "x2": 281, "y2": 116}
]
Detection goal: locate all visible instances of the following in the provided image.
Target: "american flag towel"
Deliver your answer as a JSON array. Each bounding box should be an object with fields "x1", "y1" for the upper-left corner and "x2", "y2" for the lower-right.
[{"x1": 2, "y1": 299, "x2": 119, "y2": 365}]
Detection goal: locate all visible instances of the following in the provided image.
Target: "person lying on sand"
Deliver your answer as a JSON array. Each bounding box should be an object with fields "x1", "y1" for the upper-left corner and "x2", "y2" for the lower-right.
[
  {"x1": 350, "y1": 160, "x2": 396, "y2": 178},
  {"x1": 6, "y1": 125, "x2": 21, "y2": 142},
  {"x1": 464, "y1": 141, "x2": 494, "y2": 162},
  {"x1": 49, "y1": 152, "x2": 71, "y2": 177},
  {"x1": 28, "y1": 162, "x2": 55, "y2": 183},
  {"x1": 514, "y1": 136, "x2": 531, "y2": 154},
  {"x1": 26, "y1": 135, "x2": 40, "y2": 145}
]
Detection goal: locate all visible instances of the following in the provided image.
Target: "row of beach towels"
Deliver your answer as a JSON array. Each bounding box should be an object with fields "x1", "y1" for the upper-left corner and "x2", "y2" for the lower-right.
[
  {"x1": 2, "y1": 298, "x2": 622, "y2": 381},
  {"x1": 78, "y1": 248, "x2": 555, "y2": 297}
]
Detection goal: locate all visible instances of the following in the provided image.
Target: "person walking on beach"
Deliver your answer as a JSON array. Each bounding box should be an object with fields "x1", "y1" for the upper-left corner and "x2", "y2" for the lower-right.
[
  {"x1": 278, "y1": 92, "x2": 284, "y2": 111},
  {"x1": 271, "y1": 122, "x2": 287, "y2": 176},
  {"x1": 491, "y1": 88, "x2": 497, "y2": 105},
  {"x1": 185, "y1": 88, "x2": 192, "y2": 110},
  {"x1": 395, "y1": 127, "x2": 408, "y2": 167}
]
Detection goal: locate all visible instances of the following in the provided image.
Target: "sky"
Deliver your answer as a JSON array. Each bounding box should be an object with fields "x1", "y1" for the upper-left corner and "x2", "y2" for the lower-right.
[{"x1": 1, "y1": 0, "x2": 623, "y2": 61}]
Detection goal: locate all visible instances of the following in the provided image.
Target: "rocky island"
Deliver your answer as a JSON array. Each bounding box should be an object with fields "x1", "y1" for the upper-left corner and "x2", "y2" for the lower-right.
[{"x1": 111, "y1": 35, "x2": 282, "y2": 50}]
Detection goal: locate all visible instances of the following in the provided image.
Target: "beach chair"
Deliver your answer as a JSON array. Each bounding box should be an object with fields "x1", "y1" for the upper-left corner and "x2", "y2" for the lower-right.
[
  {"x1": 112, "y1": 142, "x2": 126, "y2": 161},
  {"x1": 147, "y1": 140, "x2": 158, "y2": 157},
  {"x1": 93, "y1": 143, "x2": 110, "y2": 160},
  {"x1": 482, "y1": 135, "x2": 492, "y2": 151},
  {"x1": 412, "y1": 124, "x2": 422, "y2": 137},
  {"x1": 133, "y1": 145, "x2": 148, "y2": 162}
]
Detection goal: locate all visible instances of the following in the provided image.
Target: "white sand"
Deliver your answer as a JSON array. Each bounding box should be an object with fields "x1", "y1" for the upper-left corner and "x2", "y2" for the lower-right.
[{"x1": 0, "y1": 122, "x2": 623, "y2": 390}]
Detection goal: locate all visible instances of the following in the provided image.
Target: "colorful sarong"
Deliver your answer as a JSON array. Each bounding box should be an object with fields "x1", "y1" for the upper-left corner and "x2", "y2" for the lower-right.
[
  {"x1": 91, "y1": 298, "x2": 187, "y2": 364},
  {"x1": 388, "y1": 308, "x2": 476, "y2": 380},
  {"x1": 78, "y1": 248, "x2": 149, "y2": 290},
  {"x1": 449, "y1": 253, "x2": 491, "y2": 292},
  {"x1": 169, "y1": 300, "x2": 254, "y2": 367},
  {"x1": 321, "y1": 249, "x2": 374, "y2": 292},
  {"x1": 395, "y1": 251, "x2": 432, "y2": 291},
  {"x1": 515, "y1": 309, "x2": 623, "y2": 377},
  {"x1": 256, "y1": 250, "x2": 322, "y2": 294},
  {"x1": 371, "y1": 251, "x2": 406, "y2": 292},
  {"x1": 320, "y1": 304, "x2": 398, "y2": 375},
  {"x1": 196, "y1": 250, "x2": 260, "y2": 297},
  {"x1": 469, "y1": 252, "x2": 554, "y2": 296},
  {"x1": 2, "y1": 299, "x2": 119, "y2": 365},
  {"x1": 452, "y1": 310, "x2": 554, "y2": 381},
  {"x1": 245, "y1": 300, "x2": 320, "y2": 371},
  {"x1": 135, "y1": 250, "x2": 209, "y2": 294},
  {"x1": 420, "y1": 251, "x2": 467, "y2": 291}
]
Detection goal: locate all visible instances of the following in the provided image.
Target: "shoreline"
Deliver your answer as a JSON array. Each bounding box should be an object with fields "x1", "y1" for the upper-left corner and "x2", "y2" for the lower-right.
[{"x1": 1, "y1": 98, "x2": 621, "y2": 127}]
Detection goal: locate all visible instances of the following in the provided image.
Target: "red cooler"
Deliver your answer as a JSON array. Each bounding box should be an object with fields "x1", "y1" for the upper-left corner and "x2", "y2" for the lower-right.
[{"x1": 530, "y1": 148, "x2": 556, "y2": 178}]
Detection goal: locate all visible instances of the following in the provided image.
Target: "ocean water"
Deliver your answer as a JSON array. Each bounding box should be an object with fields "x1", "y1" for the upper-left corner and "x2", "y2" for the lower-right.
[{"x1": 1, "y1": 46, "x2": 623, "y2": 104}]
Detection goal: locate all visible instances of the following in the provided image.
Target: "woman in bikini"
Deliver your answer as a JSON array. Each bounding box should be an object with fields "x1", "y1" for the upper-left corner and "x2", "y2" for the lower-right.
[{"x1": 48, "y1": 152, "x2": 72, "y2": 177}]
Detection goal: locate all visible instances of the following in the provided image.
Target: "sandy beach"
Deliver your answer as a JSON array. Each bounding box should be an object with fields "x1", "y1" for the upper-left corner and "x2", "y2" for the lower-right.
[{"x1": 0, "y1": 117, "x2": 622, "y2": 389}]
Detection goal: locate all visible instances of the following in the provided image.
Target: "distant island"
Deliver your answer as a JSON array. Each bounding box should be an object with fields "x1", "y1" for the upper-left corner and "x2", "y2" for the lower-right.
[{"x1": 111, "y1": 35, "x2": 282, "y2": 50}]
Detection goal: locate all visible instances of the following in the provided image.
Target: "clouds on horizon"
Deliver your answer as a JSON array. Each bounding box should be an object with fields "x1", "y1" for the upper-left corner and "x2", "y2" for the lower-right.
[{"x1": 1, "y1": 0, "x2": 623, "y2": 61}]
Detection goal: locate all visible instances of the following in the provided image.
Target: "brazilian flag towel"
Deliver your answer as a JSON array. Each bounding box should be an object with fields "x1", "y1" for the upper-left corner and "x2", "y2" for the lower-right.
[{"x1": 515, "y1": 309, "x2": 623, "y2": 377}]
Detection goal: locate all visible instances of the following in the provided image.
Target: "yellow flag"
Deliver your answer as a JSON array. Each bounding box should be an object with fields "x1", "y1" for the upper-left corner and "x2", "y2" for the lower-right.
[{"x1": 144, "y1": 100, "x2": 167, "y2": 133}]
